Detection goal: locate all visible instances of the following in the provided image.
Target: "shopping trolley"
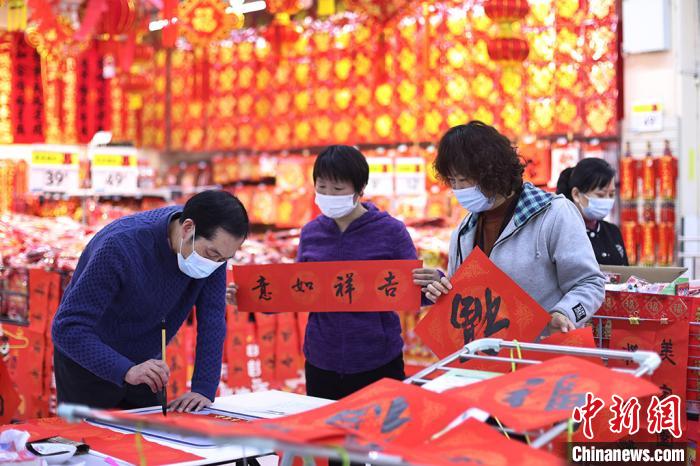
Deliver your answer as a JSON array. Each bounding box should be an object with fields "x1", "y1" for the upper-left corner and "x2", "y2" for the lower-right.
[{"x1": 406, "y1": 337, "x2": 662, "y2": 450}]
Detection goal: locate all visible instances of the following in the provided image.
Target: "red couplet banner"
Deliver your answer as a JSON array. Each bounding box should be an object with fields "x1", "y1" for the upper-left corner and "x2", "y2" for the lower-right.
[{"x1": 233, "y1": 260, "x2": 421, "y2": 313}]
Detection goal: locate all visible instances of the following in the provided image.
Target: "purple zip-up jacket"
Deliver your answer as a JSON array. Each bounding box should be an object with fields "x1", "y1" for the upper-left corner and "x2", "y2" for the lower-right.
[{"x1": 296, "y1": 203, "x2": 418, "y2": 374}]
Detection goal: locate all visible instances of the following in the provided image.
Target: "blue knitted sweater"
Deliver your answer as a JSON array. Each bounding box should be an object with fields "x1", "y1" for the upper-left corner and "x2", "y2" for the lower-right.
[{"x1": 51, "y1": 206, "x2": 226, "y2": 400}]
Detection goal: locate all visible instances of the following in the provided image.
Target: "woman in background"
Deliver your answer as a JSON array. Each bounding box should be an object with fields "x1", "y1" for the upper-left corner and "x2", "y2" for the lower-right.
[{"x1": 556, "y1": 157, "x2": 628, "y2": 266}]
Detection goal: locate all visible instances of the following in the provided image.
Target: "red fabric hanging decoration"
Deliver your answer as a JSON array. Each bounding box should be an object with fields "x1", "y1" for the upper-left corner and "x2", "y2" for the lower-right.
[
  {"x1": 75, "y1": 0, "x2": 108, "y2": 42},
  {"x1": 161, "y1": 0, "x2": 178, "y2": 48},
  {"x1": 255, "y1": 313, "x2": 278, "y2": 384},
  {"x1": 10, "y1": 33, "x2": 45, "y2": 143},
  {"x1": 274, "y1": 314, "x2": 301, "y2": 381},
  {"x1": 76, "y1": 42, "x2": 111, "y2": 143}
]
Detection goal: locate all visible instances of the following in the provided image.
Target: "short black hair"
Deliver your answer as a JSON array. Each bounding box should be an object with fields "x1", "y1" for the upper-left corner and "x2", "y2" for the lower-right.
[
  {"x1": 180, "y1": 190, "x2": 249, "y2": 240},
  {"x1": 312, "y1": 145, "x2": 369, "y2": 194},
  {"x1": 434, "y1": 121, "x2": 525, "y2": 198},
  {"x1": 556, "y1": 158, "x2": 616, "y2": 202}
]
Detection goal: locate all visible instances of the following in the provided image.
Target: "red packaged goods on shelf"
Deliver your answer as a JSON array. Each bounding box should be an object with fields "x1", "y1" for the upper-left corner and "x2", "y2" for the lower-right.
[
  {"x1": 640, "y1": 221, "x2": 657, "y2": 266},
  {"x1": 660, "y1": 200, "x2": 676, "y2": 223},
  {"x1": 658, "y1": 222, "x2": 675, "y2": 266},
  {"x1": 659, "y1": 140, "x2": 678, "y2": 200},
  {"x1": 642, "y1": 200, "x2": 656, "y2": 223},
  {"x1": 621, "y1": 221, "x2": 639, "y2": 265},
  {"x1": 620, "y1": 143, "x2": 638, "y2": 201},
  {"x1": 641, "y1": 142, "x2": 657, "y2": 200}
]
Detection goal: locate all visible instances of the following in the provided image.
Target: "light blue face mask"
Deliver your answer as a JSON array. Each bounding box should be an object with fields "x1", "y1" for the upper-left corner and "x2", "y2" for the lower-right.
[
  {"x1": 177, "y1": 227, "x2": 225, "y2": 279},
  {"x1": 582, "y1": 195, "x2": 615, "y2": 221},
  {"x1": 453, "y1": 186, "x2": 495, "y2": 213}
]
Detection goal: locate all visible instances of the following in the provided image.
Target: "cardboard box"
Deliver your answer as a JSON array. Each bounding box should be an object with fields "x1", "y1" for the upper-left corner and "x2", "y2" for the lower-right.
[{"x1": 600, "y1": 265, "x2": 687, "y2": 283}]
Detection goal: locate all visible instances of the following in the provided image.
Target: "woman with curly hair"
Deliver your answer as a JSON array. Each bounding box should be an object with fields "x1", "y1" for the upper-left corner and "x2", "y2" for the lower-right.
[{"x1": 413, "y1": 121, "x2": 605, "y2": 333}]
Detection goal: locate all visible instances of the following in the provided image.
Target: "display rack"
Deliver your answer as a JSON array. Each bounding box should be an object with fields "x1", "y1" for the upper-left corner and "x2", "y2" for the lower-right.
[{"x1": 405, "y1": 338, "x2": 661, "y2": 449}]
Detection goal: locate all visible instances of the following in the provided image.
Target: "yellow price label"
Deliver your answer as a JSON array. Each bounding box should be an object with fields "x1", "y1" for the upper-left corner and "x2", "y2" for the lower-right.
[
  {"x1": 369, "y1": 163, "x2": 393, "y2": 173},
  {"x1": 632, "y1": 103, "x2": 662, "y2": 113},
  {"x1": 31, "y1": 151, "x2": 77, "y2": 165},
  {"x1": 93, "y1": 154, "x2": 136, "y2": 167},
  {"x1": 396, "y1": 163, "x2": 424, "y2": 174}
]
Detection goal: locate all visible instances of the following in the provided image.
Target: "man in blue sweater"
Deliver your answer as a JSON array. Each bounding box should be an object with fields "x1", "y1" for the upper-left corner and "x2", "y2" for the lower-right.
[{"x1": 51, "y1": 190, "x2": 248, "y2": 412}]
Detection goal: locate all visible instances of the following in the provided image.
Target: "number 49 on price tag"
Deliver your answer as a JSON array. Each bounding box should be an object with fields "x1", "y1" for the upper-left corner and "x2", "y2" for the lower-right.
[{"x1": 91, "y1": 152, "x2": 139, "y2": 194}]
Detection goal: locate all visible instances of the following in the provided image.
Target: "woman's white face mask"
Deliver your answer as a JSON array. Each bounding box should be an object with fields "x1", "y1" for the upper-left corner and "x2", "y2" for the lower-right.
[
  {"x1": 314, "y1": 192, "x2": 358, "y2": 218},
  {"x1": 581, "y1": 195, "x2": 615, "y2": 221},
  {"x1": 452, "y1": 186, "x2": 495, "y2": 213}
]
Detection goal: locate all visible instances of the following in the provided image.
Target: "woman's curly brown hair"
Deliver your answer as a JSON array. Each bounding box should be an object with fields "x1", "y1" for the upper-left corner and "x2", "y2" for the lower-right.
[{"x1": 434, "y1": 121, "x2": 525, "y2": 198}]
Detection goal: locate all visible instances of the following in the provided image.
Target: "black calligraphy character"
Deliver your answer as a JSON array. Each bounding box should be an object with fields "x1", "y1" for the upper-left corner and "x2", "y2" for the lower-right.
[
  {"x1": 291, "y1": 278, "x2": 314, "y2": 293},
  {"x1": 660, "y1": 339, "x2": 676, "y2": 366},
  {"x1": 377, "y1": 271, "x2": 399, "y2": 297},
  {"x1": 545, "y1": 374, "x2": 586, "y2": 411},
  {"x1": 326, "y1": 404, "x2": 380, "y2": 431},
  {"x1": 252, "y1": 275, "x2": 272, "y2": 301},
  {"x1": 450, "y1": 288, "x2": 509, "y2": 347},
  {"x1": 660, "y1": 384, "x2": 673, "y2": 400},
  {"x1": 483, "y1": 288, "x2": 509, "y2": 337},
  {"x1": 281, "y1": 356, "x2": 293, "y2": 368},
  {"x1": 381, "y1": 397, "x2": 410, "y2": 434},
  {"x1": 335, "y1": 273, "x2": 356, "y2": 304},
  {"x1": 504, "y1": 378, "x2": 545, "y2": 408},
  {"x1": 450, "y1": 294, "x2": 482, "y2": 345},
  {"x1": 624, "y1": 343, "x2": 639, "y2": 366}
]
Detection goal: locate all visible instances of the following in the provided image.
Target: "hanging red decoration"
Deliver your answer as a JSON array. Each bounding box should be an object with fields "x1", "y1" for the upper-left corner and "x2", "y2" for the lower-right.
[
  {"x1": 483, "y1": 0, "x2": 529, "y2": 23},
  {"x1": 343, "y1": 1, "x2": 414, "y2": 25},
  {"x1": 76, "y1": 43, "x2": 111, "y2": 143},
  {"x1": 486, "y1": 37, "x2": 530, "y2": 62},
  {"x1": 483, "y1": 0, "x2": 530, "y2": 63},
  {"x1": 263, "y1": 15, "x2": 301, "y2": 55},
  {"x1": 98, "y1": 0, "x2": 137, "y2": 36},
  {"x1": 266, "y1": 0, "x2": 302, "y2": 15},
  {"x1": 178, "y1": 0, "x2": 244, "y2": 48},
  {"x1": 26, "y1": 15, "x2": 89, "y2": 60},
  {"x1": 10, "y1": 32, "x2": 44, "y2": 143}
]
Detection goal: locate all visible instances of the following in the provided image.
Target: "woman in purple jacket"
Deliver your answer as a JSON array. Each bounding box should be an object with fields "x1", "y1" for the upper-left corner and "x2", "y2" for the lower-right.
[
  {"x1": 226, "y1": 145, "x2": 420, "y2": 400},
  {"x1": 295, "y1": 145, "x2": 419, "y2": 400}
]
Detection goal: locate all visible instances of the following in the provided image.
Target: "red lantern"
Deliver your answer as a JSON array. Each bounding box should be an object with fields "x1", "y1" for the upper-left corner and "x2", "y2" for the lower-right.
[
  {"x1": 483, "y1": 0, "x2": 530, "y2": 64},
  {"x1": 99, "y1": 0, "x2": 137, "y2": 36},
  {"x1": 484, "y1": 0, "x2": 529, "y2": 23},
  {"x1": 486, "y1": 37, "x2": 529, "y2": 62}
]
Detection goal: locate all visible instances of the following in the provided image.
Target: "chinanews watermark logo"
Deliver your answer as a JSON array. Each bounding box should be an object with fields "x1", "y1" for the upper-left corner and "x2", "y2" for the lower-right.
[{"x1": 568, "y1": 392, "x2": 686, "y2": 465}]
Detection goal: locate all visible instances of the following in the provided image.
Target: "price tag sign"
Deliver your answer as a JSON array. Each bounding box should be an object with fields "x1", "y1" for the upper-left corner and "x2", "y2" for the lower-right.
[
  {"x1": 365, "y1": 157, "x2": 394, "y2": 197},
  {"x1": 29, "y1": 149, "x2": 81, "y2": 193},
  {"x1": 91, "y1": 152, "x2": 139, "y2": 194},
  {"x1": 631, "y1": 102, "x2": 664, "y2": 132},
  {"x1": 395, "y1": 157, "x2": 426, "y2": 195}
]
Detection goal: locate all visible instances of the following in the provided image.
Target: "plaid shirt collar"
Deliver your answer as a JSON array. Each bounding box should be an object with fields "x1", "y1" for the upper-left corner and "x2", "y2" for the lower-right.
[{"x1": 465, "y1": 182, "x2": 553, "y2": 231}]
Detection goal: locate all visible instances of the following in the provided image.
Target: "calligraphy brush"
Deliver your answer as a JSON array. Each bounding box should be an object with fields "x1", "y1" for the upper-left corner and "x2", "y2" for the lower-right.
[{"x1": 161, "y1": 319, "x2": 167, "y2": 417}]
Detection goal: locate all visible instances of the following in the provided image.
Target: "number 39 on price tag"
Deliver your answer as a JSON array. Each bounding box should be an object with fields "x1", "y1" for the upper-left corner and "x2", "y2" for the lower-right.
[{"x1": 29, "y1": 149, "x2": 81, "y2": 193}]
